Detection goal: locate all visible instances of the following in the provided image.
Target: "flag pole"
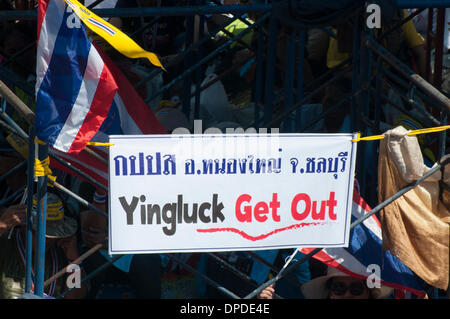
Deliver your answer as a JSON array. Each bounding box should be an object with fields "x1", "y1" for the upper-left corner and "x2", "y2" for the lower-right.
[{"x1": 34, "y1": 141, "x2": 48, "y2": 297}]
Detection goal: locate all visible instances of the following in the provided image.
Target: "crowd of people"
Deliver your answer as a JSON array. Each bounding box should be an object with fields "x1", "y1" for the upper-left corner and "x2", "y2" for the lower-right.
[{"x1": 0, "y1": 0, "x2": 449, "y2": 299}]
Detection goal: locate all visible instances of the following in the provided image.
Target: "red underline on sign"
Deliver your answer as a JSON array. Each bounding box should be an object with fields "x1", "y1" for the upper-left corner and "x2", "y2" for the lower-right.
[{"x1": 196, "y1": 222, "x2": 329, "y2": 242}]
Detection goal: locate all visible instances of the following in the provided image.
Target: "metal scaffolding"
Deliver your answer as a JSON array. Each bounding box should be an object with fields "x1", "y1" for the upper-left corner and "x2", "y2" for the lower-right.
[{"x1": 0, "y1": 0, "x2": 449, "y2": 299}]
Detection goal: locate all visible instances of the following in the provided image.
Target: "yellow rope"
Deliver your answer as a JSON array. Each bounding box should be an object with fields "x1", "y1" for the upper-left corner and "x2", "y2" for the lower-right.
[
  {"x1": 86, "y1": 142, "x2": 114, "y2": 147},
  {"x1": 35, "y1": 138, "x2": 47, "y2": 145},
  {"x1": 34, "y1": 157, "x2": 56, "y2": 186},
  {"x1": 352, "y1": 125, "x2": 450, "y2": 142}
]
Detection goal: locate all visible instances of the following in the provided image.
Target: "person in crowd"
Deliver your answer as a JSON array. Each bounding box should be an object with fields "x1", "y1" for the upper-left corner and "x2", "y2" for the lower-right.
[
  {"x1": 258, "y1": 266, "x2": 393, "y2": 299},
  {"x1": 322, "y1": 9, "x2": 428, "y2": 133},
  {"x1": 0, "y1": 191, "x2": 88, "y2": 299}
]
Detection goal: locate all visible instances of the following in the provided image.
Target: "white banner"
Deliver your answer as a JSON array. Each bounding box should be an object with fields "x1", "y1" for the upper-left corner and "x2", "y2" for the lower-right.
[{"x1": 108, "y1": 133, "x2": 357, "y2": 254}]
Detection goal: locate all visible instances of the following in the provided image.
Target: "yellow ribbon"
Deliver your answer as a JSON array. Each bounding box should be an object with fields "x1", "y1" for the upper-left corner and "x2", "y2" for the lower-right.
[
  {"x1": 35, "y1": 138, "x2": 47, "y2": 145},
  {"x1": 34, "y1": 157, "x2": 57, "y2": 186},
  {"x1": 86, "y1": 141, "x2": 114, "y2": 147},
  {"x1": 64, "y1": 0, "x2": 165, "y2": 70},
  {"x1": 351, "y1": 125, "x2": 450, "y2": 142}
]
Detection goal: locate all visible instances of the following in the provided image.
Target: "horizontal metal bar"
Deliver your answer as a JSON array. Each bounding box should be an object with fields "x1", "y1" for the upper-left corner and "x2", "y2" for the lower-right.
[
  {"x1": 396, "y1": 0, "x2": 450, "y2": 8},
  {"x1": 2, "y1": 1, "x2": 450, "y2": 21},
  {"x1": 103, "y1": 4, "x2": 271, "y2": 16},
  {"x1": 0, "y1": 4, "x2": 272, "y2": 20}
]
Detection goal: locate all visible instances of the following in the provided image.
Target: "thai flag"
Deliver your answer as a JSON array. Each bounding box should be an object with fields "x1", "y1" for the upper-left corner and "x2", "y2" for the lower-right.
[
  {"x1": 37, "y1": 0, "x2": 167, "y2": 187},
  {"x1": 36, "y1": 0, "x2": 118, "y2": 154},
  {"x1": 49, "y1": 47, "x2": 167, "y2": 187},
  {"x1": 301, "y1": 187, "x2": 428, "y2": 298}
]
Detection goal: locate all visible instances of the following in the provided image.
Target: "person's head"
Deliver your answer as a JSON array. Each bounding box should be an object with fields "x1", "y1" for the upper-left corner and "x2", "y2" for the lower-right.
[
  {"x1": 326, "y1": 275, "x2": 370, "y2": 299},
  {"x1": 31, "y1": 192, "x2": 78, "y2": 251},
  {"x1": 301, "y1": 266, "x2": 393, "y2": 299}
]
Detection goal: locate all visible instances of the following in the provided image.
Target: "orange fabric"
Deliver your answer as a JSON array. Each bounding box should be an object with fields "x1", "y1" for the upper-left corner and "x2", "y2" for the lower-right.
[{"x1": 378, "y1": 126, "x2": 450, "y2": 290}]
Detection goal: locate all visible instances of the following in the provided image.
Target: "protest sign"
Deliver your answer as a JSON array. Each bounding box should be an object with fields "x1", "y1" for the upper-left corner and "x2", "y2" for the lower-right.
[{"x1": 108, "y1": 133, "x2": 357, "y2": 254}]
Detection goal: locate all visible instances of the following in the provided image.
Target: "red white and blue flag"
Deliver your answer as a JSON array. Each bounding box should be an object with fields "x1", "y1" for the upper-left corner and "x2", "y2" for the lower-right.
[
  {"x1": 36, "y1": 0, "x2": 167, "y2": 187},
  {"x1": 49, "y1": 47, "x2": 167, "y2": 187},
  {"x1": 36, "y1": 0, "x2": 118, "y2": 154},
  {"x1": 301, "y1": 187, "x2": 428, "y2": 298}
]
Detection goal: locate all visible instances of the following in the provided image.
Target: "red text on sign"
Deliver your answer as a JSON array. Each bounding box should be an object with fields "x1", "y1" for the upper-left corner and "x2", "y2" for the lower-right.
[
  {"x1": 291, "y1": 192, "x2": 337, "y2": 221},
  {"x1": 235, "y1": 193, "x2": 281, "y2": 222}
]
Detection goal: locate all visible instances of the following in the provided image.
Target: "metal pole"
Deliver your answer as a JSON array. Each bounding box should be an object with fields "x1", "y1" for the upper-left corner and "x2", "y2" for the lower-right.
[
  {"x1": 425, "y1": 8, "x2": 434, "y2": 82},
  {"x1": 283, "y1": 28, "x2": 296, "y2": 133},
  {"x1": 295, "y1": 29, "x2": 306, "y2": 132},
  {"x1": 433, "y1": 8, "x2": 445, "y2": 89},
  {"x1": 263, "y1": 16, "x2": 278, "y2": 125},
  {"x1": 25, "y1": 125, "x2": 35, "y2": 293},
  {"x1": 396, "y1": 0, "x2": 450, "y2": 8},
  {"x1": 34, "y1": 142, "x2": 48, "y2": 297},
  {"x1": 194, "y1": 13, "x2": 205, "y2": 120},
  {"x1": 357, "y1": 26, "x2": 370, "y2": 197},
  {"x1": 350, "y1": 13, "x2": 361, "y2": 133},
  {"x1": 254, "y1": 23, "x2": 265, "y2": 131},
  {"x1": 183, "y1": 7, "x2": 195, "y2": 120},
  {"x1": 0, "y1": 4, "x2": 274, "y2": 20}
]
